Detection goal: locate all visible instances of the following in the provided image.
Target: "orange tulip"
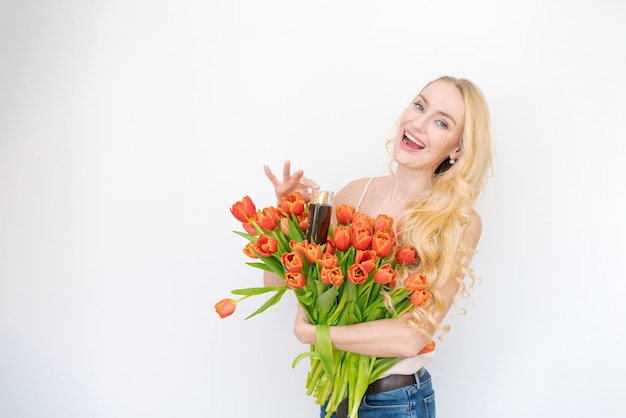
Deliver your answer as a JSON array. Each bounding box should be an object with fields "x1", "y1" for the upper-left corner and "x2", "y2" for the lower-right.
[
  {"x1": 255, "y1": 206, "x2": 279, "y2": 231},
  {"x1": 371, "y1": 230, "x2": 395, "y2": 258},
  {"x1": 324, "y1": 238, "x2": 335, "y2": 255},
  {"x1": 351, "y1": 224, "x2": 372, "y2": 251},
  {"x1": 404, "y1": 273, "x2": 427, "y2": 291},
  {"x1": 333, "y1": 226, "x2": 352, "y2": 251},
  {"x1": 281, "y1": 252, "x2": 304, "y2": 273},
  {"x1": 290, "y1": 240, "x2": 307, "y2": 255},
  {"x1": 419, "y1": 341, "x2": 436, "y2": 354},
  {"x1": 373, "y1": 214, "x2": 394, "y2": 233},
  {"x1": 299, "y1": 217, "x2": 308, "y2": 233},
  {"x1": 352, "y1": 212, "x2": 373, "y2": 228},
  {"x1": 285, "y1": 271, "x2": 306, "y2": 289},
  {"x1": 304, "y1": 242, "x2": 322, "y2": 264},
  {"x1": 321, "y1": 266, "x2": 344, "y2": 286},
  {"x1": 373, "y1": 262, "x2": 397, "y2": 285},
  {"x1": 354, "y1": 249, "x2": 377, "y2": 273},
  {"x1": 347, "y1": 264, "x2": 368, "y2": 285},
  {"x1": 230, "y1": 196, "x2": 256, "y2": 223},
  {"x1": 243, "y1": 222, "x2": 257, "y2": 235},
  {"x1": 395, "y1": 244, "x2": 418, "y2": 266},
  {"x1": 243, "y1": 242, "x2": 258, "y2": 259},
  {"x1": 278, "y1": 192, "x2": 306, "y2": 216},
  {"x1": 335, "y1": 204, "x2": 356, "y2": 225},
  {"x1": 410, "y1": 289, "x2": 432, "y2": 307},
  {"x1": 253, "y1": 234, "x2": 278, "y2": 257},
  {"x1": 214, "y1": 298, "x2": 236, "y2": 318},
  {"x1": 280, "y1": 217, "x2": 290, "y2": 237},
  {"x1": 319, "y1": 253, "x2": 339, "y2": 269}
]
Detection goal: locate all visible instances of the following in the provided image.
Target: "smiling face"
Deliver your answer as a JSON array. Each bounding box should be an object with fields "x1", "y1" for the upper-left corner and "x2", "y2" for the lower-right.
[{"x1": 392, "y1": 80, "x2": 466, "y2": 174}]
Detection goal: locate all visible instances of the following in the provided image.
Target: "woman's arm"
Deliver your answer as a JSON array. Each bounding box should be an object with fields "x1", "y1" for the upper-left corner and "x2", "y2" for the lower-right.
[
  {"x1": 264, "y1": 271, "x2": 284, "y2": 287},
  {"x1": 294, "y1": 210, "x2": 483, "y2": 358}
]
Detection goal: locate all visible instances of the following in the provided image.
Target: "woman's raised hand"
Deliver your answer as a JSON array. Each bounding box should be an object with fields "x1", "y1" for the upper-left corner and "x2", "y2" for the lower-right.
[{"x1": 264, "y1": 160, "x2": 319, "y2": 201}]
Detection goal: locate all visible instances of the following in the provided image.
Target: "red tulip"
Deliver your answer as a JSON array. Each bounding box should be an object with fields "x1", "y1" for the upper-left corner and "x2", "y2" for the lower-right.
[
  {"x1": 347, "y1": 264, "x2": 368, "y2": 285},
  {"x1": 319, "y1": 253, "x2": 338, "y2": 269},
  {"x1": 395, "y1": 244, "x2": 418, "y2": 266},
  {"x1": 333, "y1": 226, "x2": 352, "y2": 251},
  {"x1": 278, "y1": 192, "x2": 306, "y2": 216},
  {"x1": 253, "y1": 234, "x2": 278, "y2": 257},
  {"x1": 404, "y1": 273, "x2": 427, "y2": 291},
  {"x1": 290, "y1": 240, "x2": 307, "y2": 255},
  {"x1": 354, "y1": 250, "x2": 377, "y2": 273},
  {"x1": 321, "y1": 266, "x2": 344, "y2": 286},
  {"x1": 304, "y1": 242, "x2": 322, "y2": 264},
  {"x1": 214, "y1": 298, "x2": 236, "y2": 318},
  {"x1": 280, "y1": 217, "x2": 290, "y2": 237},
  {"x1": 371, "y1": 230, "x2": 395, "y2": 258},
  {"x1": 243, "y1": 242, "x2": 258, "y2": 259},
  {"x1": 352, "y1": 212, "x2": 373, "y2": 228},
  {"x1": 335, "y1": 204, "x2": 356, "y2": 225},
  {"x1": 230, "y1": 196, "x2": 256, "y2": 222},
  {"x1": 285, "y1": 271, "x2": 306, "y2": 289},
  {"x1": 243, "y1": 222, "x2": 257, "y2": 235},
  {"x1": 351, "y1": 224, "x2": 372, "y2": 251},
  {"x1": 410, "y1": 290, "x2": 432, "y2": 307},
  {"x1": 373, "y1": 214, "x2": 394, "y2": 233},
  {"x1": 255, "y1": 206, "x2": 279, "y2": 231},
  {"x1": 419, "y1": 341, "x2": 436, "y2": 354},
  {"x1": 281, "y1": 252, "x2": 304, "y2": 273},
  {"x1": 373, "y1": 262, "x2": 397, "y2": 285}
]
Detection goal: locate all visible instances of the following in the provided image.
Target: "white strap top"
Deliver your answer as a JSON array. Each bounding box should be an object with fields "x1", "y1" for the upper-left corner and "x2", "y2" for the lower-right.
[{"x1": 355, "y1": 177, "x2": 376, "y2": 211}]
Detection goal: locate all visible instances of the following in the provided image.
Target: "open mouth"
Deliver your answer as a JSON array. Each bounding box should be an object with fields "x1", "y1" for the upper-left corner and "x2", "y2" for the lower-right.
[{"x1": 403, "y1": 131, "x2": 425, "y2": 150}]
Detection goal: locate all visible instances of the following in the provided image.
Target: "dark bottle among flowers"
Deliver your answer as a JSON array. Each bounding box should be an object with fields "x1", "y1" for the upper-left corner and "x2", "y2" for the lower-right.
[{"x1": 306, "y1": 190, "x2": 334, "y2": 245}]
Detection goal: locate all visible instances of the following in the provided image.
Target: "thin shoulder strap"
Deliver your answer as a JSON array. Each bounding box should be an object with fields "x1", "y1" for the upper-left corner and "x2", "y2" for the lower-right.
[{"x1": 355, "y1": 177, "x2": 375, "y2": 211}]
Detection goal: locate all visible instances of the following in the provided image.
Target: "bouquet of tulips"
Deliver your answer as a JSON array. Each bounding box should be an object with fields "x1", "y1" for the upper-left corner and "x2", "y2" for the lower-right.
[{"x1": 215, "y1": 192, "x2": 434, "y2": 418}]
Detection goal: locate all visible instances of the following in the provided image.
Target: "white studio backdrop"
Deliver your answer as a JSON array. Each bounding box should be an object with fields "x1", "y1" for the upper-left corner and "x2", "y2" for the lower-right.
[{"x1": 1, "y1": 1, "x2": 625, "y2": 417}]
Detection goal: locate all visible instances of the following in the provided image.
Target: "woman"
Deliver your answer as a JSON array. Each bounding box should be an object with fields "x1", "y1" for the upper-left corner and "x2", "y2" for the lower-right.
[{"x1": 264, "y1": 75, "x2": 493, "y2": 417}]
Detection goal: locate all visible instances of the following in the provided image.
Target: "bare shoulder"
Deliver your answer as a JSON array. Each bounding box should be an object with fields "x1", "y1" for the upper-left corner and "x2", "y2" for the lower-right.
[
  {"x1": 333, "y1": 177, "x2": 374, "y2": 207},
  {"x1": 466, "y1": 209, "x2": 483, "y2": 249}
]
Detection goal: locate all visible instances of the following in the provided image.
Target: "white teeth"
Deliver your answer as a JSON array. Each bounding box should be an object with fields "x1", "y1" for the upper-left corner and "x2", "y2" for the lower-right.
[{"x1": 404, "y1": 132, "x2": 425, "y2": 149}]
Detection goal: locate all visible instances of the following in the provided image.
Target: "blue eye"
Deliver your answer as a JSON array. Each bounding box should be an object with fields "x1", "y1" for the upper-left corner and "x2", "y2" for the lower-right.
[
  {"x1": 436, "y1": 120, "x2": 448, "y2": 129},
  {"x1": 414, "y1": 102, "x2": 424, "y2": 112}
]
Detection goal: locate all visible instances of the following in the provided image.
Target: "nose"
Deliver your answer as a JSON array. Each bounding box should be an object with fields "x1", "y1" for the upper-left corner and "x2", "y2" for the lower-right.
[{"x1": 411, "y1": 114, "x2": 428, "y2": 133}]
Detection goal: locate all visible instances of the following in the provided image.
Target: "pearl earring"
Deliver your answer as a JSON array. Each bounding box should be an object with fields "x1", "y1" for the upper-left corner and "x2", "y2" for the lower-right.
[{"x1": 449, "y1": 158, "x2": 456, "y2": 165}]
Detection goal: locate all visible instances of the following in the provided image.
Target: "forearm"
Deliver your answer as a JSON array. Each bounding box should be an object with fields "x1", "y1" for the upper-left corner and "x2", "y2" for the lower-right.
[
  {"x1": 263, "y1": 271, "x2": 284, "y2": 287},
  {"x1": 295, "y1": 314, "x2": 434, "y2": 358}
]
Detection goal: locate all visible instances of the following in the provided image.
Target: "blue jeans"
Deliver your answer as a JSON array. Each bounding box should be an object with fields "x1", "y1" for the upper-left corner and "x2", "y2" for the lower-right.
[{"x1": 320, "y1": 369, "x2": 436, "y2": 418}]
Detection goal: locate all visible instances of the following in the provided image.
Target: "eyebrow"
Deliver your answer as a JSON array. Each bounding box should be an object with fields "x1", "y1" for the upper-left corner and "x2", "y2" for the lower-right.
[{"x1": 417, "y1": 94, "x2": 458, "y2": 126}]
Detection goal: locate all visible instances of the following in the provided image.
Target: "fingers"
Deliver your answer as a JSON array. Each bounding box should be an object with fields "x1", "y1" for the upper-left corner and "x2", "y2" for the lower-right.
[
  {"x1": 300, "y1": 176, "x2": 320, "y2": 190},
  {"x1": 282, "y1": 160, "x2": 291, "y2": 180},
  {"x1": 263, "y1": 165, "x2": 279, "y2": 185},
  {"x1": 265, "y1": 160, "x2": 320, "y2": 193}
]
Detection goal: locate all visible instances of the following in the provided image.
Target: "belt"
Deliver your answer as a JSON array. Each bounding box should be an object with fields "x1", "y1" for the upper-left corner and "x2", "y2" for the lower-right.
[{"x1": 334, "y1": 368, "x2": 425, "y2": 417}]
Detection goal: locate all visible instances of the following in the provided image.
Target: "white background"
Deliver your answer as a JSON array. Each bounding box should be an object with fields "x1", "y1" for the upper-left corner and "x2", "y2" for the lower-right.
[{"x1": 1, "y1": 1, "x2": 625, "y2": 417}]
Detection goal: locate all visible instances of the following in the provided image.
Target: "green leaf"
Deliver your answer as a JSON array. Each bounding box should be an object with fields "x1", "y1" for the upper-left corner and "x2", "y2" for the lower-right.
[
  {"x1": 316, "y1": 286, "x2": 339, "y2": 323},
  {"x1": 315, "y1": 325, "x2": 336, "y2": 377},
  {"x1": 291, "y1": 350, "x2": 319, "y2": 368},
  {"x1": 233, "y1": 230, "x2": 257, "y2": 242},
  {"x1": 244, "y1": 288, "x2": 287, "y2": 319},
  {"x1": 257, "y1": 255, "x2": 285, "y2": 276},
  {"x1": 231, "y1": 286, "x2": 287, "y2": 296},
  {"x1": 288, "y1": 215, "x2": 305, "y2": 241},
  {"x1": 244, "y1": 262, "x2": 274, "y2": 272}
]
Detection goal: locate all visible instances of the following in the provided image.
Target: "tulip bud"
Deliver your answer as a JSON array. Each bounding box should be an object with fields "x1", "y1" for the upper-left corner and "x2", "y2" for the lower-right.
[{"x1": 214, "y1": 298, "x2": 236, "y2": 318}]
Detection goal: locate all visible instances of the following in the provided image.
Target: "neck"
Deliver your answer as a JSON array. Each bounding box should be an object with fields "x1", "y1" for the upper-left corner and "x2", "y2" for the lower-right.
[{"x1": 387, "y1": 166, "x2": 433, "y2": 206}]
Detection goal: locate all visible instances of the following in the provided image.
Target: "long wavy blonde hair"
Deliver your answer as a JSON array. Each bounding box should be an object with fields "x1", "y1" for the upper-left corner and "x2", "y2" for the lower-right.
[{"x1": 392, "y1": 76, "x2": 493, "y2": 337}]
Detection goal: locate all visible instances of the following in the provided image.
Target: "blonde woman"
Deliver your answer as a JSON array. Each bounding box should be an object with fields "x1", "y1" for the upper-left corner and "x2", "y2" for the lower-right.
[{"x1": 264, "y1": 75, "x2": 493, "y2": 417}]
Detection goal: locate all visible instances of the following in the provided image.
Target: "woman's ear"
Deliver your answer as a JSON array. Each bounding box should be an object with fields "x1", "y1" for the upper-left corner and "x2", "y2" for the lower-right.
[{"x1": 450, "y1": 147, "x2": 461, "y2": 160}]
